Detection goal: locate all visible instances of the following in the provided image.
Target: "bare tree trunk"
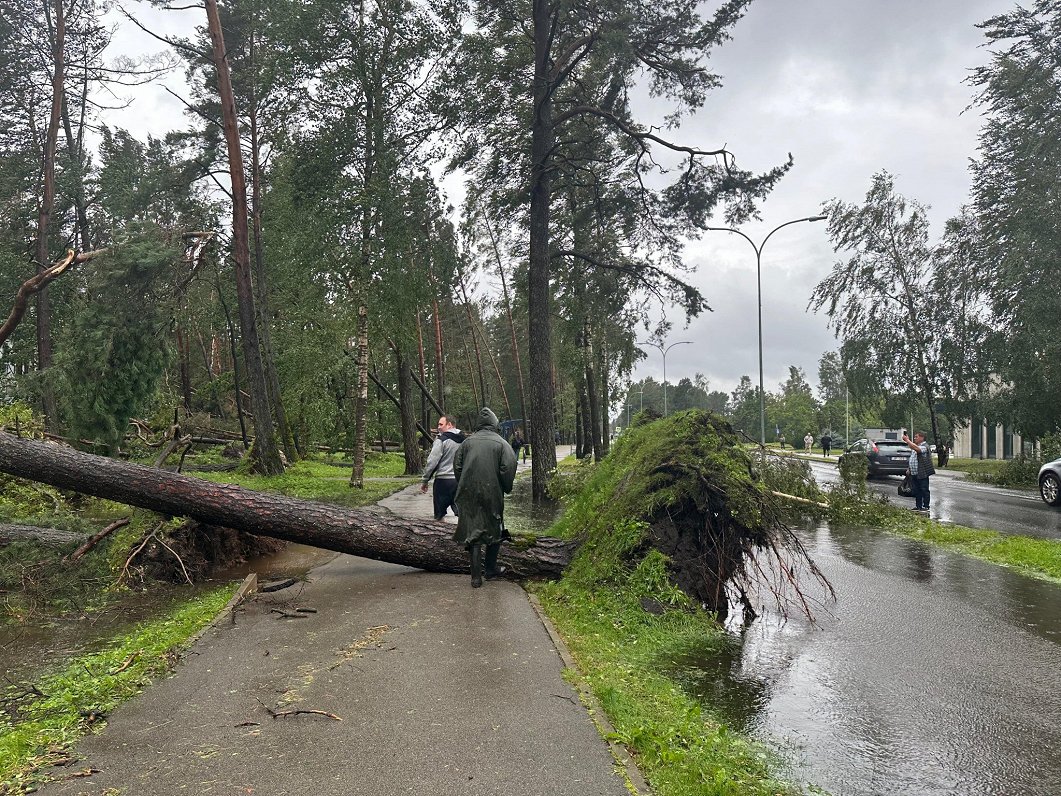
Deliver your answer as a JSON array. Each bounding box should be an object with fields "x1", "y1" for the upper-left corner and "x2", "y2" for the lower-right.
[
  {"x1": 600, "y1": 339, "x2": 610, "y2": 456},
  {"x1": 488, "y1": 219, "x2": 527, "y2": 424},
  {"x1": 217, "y1": 288, "x2": 250, "y2": 448},
  {"x1": 582, "y1": 322, "x2": 602, "y2": 462},
  {"x1": 432, "y1": 298, "x2": 445, "y2": 413},
  {"x1": 35, "y1": 0, "x2": 66, "y2": 431},
  {"x1": 247, "y1": 26, "x2": 295, "y2": 464},
  {"x1": 0, "y1": 434, "x2": 573, "y2": 579},
  {"x1": 176, "y1": 325, "x2": 193, "y2": 413},
  {"x1": 350, "y1": 303, "x2": 370, "y2": 487},
  {"x1": 574, "y1": 392, "x2": 584, "y2": 459},
  {"x1": 457, "y1": 272, "x2": 488, "y2": 407},
  {"x1": 395, "y1": 345, "x2": 422, "y2": 474},
  {"x1": 205, "y1": 0, "x2": 281, "y2": 474},
  {"x1": 527, "y1": 0, "x2": 558, "y2": 499},
  {"x1": 416, "y1": 312, "x2": 429, "y2": 431}
]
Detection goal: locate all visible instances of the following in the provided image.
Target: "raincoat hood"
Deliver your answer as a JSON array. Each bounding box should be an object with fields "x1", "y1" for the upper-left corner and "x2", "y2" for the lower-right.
[{"x1": 474, "y1": 407, "x2": 500, "y2": 433}]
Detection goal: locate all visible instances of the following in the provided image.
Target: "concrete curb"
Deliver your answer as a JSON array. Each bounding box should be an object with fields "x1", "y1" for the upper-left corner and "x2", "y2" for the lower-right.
[{"x1": 526, "y1": 592, "x2": 653, "y2": 796}]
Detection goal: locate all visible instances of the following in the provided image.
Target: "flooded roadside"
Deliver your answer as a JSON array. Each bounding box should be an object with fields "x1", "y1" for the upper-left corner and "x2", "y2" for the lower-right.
[
  {"x1": 671, "y1": 521, "x2": 1061, "y2": 796},
  {"x1": 0, "y1": 542, "x2": 332, "y2": 689}
]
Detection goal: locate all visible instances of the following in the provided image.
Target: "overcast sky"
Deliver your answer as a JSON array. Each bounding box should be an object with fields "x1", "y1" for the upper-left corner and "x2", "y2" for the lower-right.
[
  {"x1": 629, "y1": 0, "x2": 1011, "y2": 400},
  {"x1": 107, "y1": 0, "x2": 1013, "y2": 401}
]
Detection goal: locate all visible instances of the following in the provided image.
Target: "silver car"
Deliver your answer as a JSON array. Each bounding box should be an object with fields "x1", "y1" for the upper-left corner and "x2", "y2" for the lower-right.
[{"x1": 1040, "y1": 458, "x2": 1061, "y2": 507}]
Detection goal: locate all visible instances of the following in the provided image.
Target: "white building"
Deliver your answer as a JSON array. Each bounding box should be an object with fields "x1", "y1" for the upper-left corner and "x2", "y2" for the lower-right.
[{"x1": 952, "y1": 419, "x2": 1031, "y2": 460}]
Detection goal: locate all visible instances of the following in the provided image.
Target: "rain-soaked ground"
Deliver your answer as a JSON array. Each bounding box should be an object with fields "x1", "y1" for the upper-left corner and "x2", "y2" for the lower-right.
[
  {"x1": 671, "y1": 521, "x2": 1061, "y2": 796},
  {"x1": 0, "y1": 541, "x2": 332, "y2": 687}
]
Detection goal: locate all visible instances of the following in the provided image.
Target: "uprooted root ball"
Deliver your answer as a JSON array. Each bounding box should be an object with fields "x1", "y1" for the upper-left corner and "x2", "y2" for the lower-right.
[{"x1": 551, "y1": 410, "x2": 830, "y2": 619}]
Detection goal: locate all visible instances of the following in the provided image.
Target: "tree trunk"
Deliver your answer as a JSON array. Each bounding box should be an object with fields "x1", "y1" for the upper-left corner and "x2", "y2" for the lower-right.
[
  {"x1": 36, "y1": 0, "x2": 65, "y2": 431},
  {"x1": 350, "y1": 303, "x2": 370, "y2": 487},
  {"x1": 0, "y1": 434, "x2": 573, "y2": 579},
  {"x1": 395, "y1": 345, "x2": 422, "y2": 474},
  {"x1": 176, "y1": 325, "x2": 193, "y2": 413},
  {"x1": 574, "y1": 395, "x2": 583, "y2": 459},
  {"x1": 527, "y1": 0, "x2": 558, "y2": 499},
  {"x1": 489, "y1": 219, "x2": 527, "y2": 425},
  {"x1": 205, "y1": 0, "x2": 282, "y2": 475},
  {"x1": 432, "y1": 298, "x2": 445, "y2": 413},
  {"x1": 600, "y1": 340, "x2": 610, "y2": 457},
  {"x1": 247, "y1": 35, "x2": 296, "y2": 464},
  {"x1": 582, "y1": 322, "x2": 602, "y2": 462}
]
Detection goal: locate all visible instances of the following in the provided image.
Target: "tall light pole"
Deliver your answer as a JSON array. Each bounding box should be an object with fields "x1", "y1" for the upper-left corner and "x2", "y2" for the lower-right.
[
  {"x1": 641, "y1": 340, "x2": 691, "y2": 416},
  {"x1": 707, "y1": 215, "x2": 827, "y2": 451}
]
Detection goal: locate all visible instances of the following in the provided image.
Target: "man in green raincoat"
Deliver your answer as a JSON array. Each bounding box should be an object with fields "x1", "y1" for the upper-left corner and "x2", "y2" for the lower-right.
[{"x1": 453, "y1": 407, "x2": 517, "y2": 588}]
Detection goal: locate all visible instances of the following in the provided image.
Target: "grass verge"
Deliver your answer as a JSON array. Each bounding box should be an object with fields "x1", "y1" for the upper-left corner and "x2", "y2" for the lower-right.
[
  {"x1": 191, "y1": 453, "x2": 410, "y2": 508},
  {"x1": 867, "y1": 503, "x2": 1061, "y2": 582},
  {"x1": 0, "y1": 583, "x2": 237, "y2": 792},
  {"x1": 532, "y1": 576, "x2": 801, "y2": 796}
]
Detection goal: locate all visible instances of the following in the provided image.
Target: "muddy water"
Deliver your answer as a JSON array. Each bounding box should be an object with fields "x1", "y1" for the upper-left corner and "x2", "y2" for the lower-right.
[
  {"x1": 673, "y1": 522, "x2": 1061, "y2": 796},
  {"x1": 0, "y1": 584, "x2": 211, "y2": 686},
  {"x1": 503, "y1": 476, "x2": 564, "y2": 535},
  {"x1": 0, "y1": 543, "x2": 331, "y2": 688}
]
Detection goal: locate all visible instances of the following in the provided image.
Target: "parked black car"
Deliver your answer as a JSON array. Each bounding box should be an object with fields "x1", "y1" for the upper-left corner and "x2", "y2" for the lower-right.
[{"x1": 838, "y1": 438, "x2": 911, "y2": 477}]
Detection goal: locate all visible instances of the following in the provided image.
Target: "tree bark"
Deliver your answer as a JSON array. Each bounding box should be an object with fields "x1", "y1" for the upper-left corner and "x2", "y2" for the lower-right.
[
  {"x1": 248, "y1": 47, "x2": 296, "y2": 464},
  {"x1": 35, "y1": 0, "x2": 66, "y2": 431},
  {"x1": 527, "y1": 0, "x2": 558, "y2": 498},
  {"x1": 395, "y1": 345, "x2": 422, "y2": 474},
  {"x1": 0, "y1": 434, "x2": 573, "y2": 579},
  {"x1": 205, "y1": 0, "x2": 282, "y2": 475}
]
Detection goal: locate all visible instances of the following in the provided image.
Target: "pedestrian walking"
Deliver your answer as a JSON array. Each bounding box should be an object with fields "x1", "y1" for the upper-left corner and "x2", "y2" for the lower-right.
[
  {"x1": 454, "y1": 407, "x2": 518, "y2": 588},
  {"x1": 803, "y1": 433, "x2": 813, "y2": 453},
  {"x1": 510, "y1": 428, "x2": 524, "y2": 461},
  {"x1": 902, "y1": 431, "x2": 935, "y2": 512},
  {"x1": 421, "y1": 415, "x2": 465, "y2": 520},
  {"x1": 778, "y1": 433, "x2": 786, "y2": 449},
  {"x1": 821, "y1": 433, "x2": 832, "y2": 457}
]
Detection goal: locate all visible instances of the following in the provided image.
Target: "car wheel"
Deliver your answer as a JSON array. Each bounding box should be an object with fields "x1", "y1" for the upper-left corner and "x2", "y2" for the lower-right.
[{"x1": 1041, "y1": 472, "x2": 1061, "y2": 507}]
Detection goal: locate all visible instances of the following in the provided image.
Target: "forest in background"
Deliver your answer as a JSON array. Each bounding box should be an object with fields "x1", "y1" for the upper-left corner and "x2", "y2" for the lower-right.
[{"x1": 1, "y1": 0, "x2": 1060, "y2": 498}]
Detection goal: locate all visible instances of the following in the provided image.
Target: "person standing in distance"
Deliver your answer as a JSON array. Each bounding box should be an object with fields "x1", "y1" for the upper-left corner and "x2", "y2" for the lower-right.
[
  {"x1": 803, "y1": 432, "x2": 814, "y2": 453},
  {"x1": 902, "y1": 431, "x2": 934, "y2": 512},
  {"x1": 421, "y1": 415, "x2": 465, "y2": 520},
  {"x1": 453, "y1": 407, "x2": 517, "y2": 588},
  {"x1": 821, "y1": 433, "x2": 832, "y2": 457}
]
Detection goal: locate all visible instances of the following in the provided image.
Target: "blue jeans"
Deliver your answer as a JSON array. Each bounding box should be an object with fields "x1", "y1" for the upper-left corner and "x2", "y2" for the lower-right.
[{"x1": 912, "y1": 476, "x2": 931, "y2": 510}]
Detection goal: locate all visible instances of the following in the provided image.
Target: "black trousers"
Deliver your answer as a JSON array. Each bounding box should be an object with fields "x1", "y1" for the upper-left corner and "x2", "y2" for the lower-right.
[{"x1": 432, "y1": 478, "x2": 458, "y2": 520}]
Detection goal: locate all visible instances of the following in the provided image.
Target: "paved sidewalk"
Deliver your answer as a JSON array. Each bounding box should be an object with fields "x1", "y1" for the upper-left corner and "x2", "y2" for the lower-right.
[{"x1": 37, "y1": 460, "x2": 632, "y2": 795}]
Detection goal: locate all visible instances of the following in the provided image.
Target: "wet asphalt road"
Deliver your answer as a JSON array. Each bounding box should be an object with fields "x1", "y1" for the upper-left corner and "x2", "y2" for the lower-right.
[{"x1": 807, "y1": 460, "x2": 1061, "y2": 539}]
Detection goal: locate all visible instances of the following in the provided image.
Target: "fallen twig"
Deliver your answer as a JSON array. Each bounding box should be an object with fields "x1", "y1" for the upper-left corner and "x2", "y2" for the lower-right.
[
  {"x1": 108, "y1": 650, "x2": 141, "y2": 675},
  {"x1": 67, "y1": 518, "x2": 131, "y2": 562},
  {"x1": 270, "y1": 609, "x2": 308, "y2": 619},
  {"x1": 260, "y1": 578, "x2": 297, "y2": 593},
  {"x1": 267, "y1": 707, "x2": 342, "y2": 721}
]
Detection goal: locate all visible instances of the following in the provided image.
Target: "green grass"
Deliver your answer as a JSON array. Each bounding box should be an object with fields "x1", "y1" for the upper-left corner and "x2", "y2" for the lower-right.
[
  {"x1": 534, "y1": 569, "x2": 801, "y2": 796},
  {"x1": 0, "y1": 584, "x2": 237, "y2": 792},
  {"x1": 874, "y1": 508, "x2": 1061, "y2": 582},
  {"x1": 190, "y1": 453, "x2": 409, "y2": 508}
]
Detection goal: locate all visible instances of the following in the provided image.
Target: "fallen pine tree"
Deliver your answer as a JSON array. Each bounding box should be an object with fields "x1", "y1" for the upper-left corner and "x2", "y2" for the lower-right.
[
  {"x1": 0, "y1": 411, "x2": 830, "y2": 617},
  {"x1": 0, "y1": 432, "x2": 573, "y2": 580}
]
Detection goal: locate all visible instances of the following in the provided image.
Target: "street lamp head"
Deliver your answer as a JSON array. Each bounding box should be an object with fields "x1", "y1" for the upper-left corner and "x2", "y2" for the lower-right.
[{"x1": 808, "y1": 214, "x2": 827, "y2": 222}]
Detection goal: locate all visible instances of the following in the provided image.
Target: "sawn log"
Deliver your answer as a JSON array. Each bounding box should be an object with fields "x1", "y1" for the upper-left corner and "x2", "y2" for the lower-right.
[{"x1": 0, "y1": 433, "x2": 574, "y2": 579}]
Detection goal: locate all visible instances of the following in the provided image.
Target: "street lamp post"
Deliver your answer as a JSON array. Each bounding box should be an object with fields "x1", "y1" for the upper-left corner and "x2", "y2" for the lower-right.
[
  {"x1": 707, "y1": 215, "x2": 827, "y2": 451},
  {"x1": 641, "y1": 340, "x2": 691, "y2": 416}
]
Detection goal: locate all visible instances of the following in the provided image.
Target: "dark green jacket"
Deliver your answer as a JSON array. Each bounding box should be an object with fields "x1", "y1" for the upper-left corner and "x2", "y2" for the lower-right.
[{"x1": 453, "y1": 408, "x2": 517, "y2": 546}]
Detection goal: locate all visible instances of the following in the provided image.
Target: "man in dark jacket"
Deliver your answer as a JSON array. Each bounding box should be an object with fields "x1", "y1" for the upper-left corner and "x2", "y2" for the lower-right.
[{"x1": 454, "y1": 407, "x2": 517, "y2": 588}]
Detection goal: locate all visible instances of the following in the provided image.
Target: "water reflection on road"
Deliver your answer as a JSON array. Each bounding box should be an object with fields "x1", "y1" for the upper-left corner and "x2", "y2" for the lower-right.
[{"x1": 674, "y1": 522, "x2": 1061, "y2": 796}]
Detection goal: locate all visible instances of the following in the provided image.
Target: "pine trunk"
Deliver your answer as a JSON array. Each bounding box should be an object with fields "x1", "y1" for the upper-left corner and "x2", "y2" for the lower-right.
[
  {"x1": 0, "y1": 434, "x2": 572, "y2": 579},
  {"x1": 527, "y1": 0, "x2": 558, "y2": 499},
  {"x1": 205, "y1": 0, "x2": 281, "y2": 475}
]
